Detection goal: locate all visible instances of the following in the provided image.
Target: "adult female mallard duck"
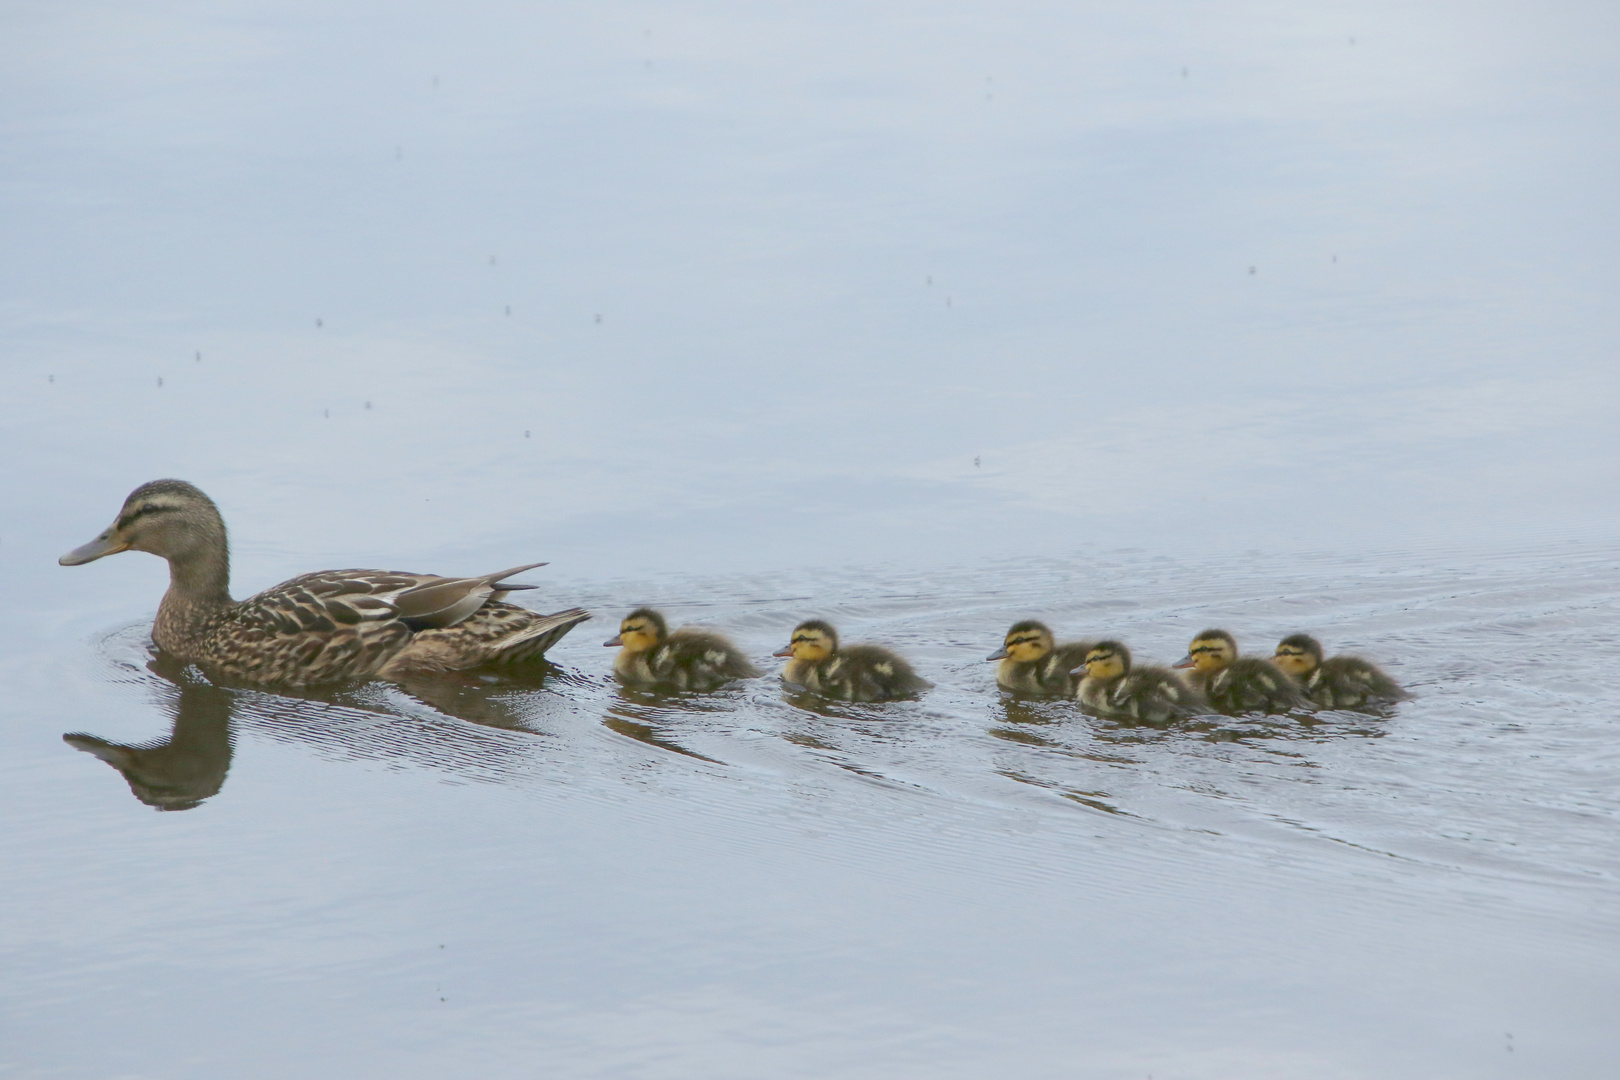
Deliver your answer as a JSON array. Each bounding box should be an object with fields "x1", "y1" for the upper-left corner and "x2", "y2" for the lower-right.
[
  {"x1": 1074, "y1": 640, "x2": 1204, "y2": 723},
  {"x1": 59, "y1": 479, "x2": 590, "y2": 686},
  {"x1": 1172, "y1": 628, "x2": 1309, "y2": 715},
  {"x1": 773, "y1": 619, "x2": 931, "y2": 702},
  {"x1": 1272, "y1": 633, "x2": 1409, "y2": 710},
  {"x1": 987, "y1": 619, "x2": 1095, "y2": 696},
  {"x1": 604, "y1": 607, "x2": 761, "y2": 691}
]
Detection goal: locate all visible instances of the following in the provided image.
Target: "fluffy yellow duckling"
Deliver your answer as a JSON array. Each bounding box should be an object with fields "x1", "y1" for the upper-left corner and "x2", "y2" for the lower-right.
[
  {"x1": 604, "y1": 607, "x2": 761, "y2": 691},
  {"x1": 1172, "y1": 628, "x2": 1309, "y2": 715},
  {"x1": 773, "y1": 619, "x2": 931, "y2": 702},
  {"x1": 987, "y1": 619, "x2": 1095, "y2": 696},
  {"x1": 1074, "y1": 640, "x2": 1205, "y2": 723},
  {"x1": 1272, "y1": 634, "x2": 1410, "y2": 710}
]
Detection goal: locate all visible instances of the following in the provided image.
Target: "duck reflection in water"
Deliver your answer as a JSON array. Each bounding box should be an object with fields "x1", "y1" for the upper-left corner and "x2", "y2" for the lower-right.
[{"x1": 64, "y1": 659, "x2": 233, "y2": 811}]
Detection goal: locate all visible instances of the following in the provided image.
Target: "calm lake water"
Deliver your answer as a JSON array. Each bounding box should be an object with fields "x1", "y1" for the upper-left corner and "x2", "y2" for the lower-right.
[{"x1": 2, "y1": 1, "x2": 1617, "y2": 1077}]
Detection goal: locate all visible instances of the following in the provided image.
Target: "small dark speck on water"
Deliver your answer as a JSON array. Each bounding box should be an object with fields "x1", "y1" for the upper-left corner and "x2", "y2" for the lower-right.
[
  {"x1": 926, "y1": 275, "x2": 933, "y2": 286},
  {"x1": 974, "y1": 456, "x2": 981, "y2": 467},
  {"x1": 489, "y1": 255, "x2": 496, "y2": 266},
  {"x1": 1332, "y1": 254, "x2": 1338, "y2": 263},
  {"x1": 1248, "y1": 266, "x2": 1257, "y2": 275},
  {"x1": 1181, "y1": 66, "x2": 1189, "y2": 77},
  {"x1": 47, "y1": 374, "x2": 53, "y2": 384},
  {"x1": 195, "y1": 351, "x2": 201, "y2": 362},
  {"x1": 946, "y1": 296, "x2": 953, "y2": 307},
  {"x1": 505, "y1": 305, "x2": 511, "y2": 316},
  {"x1": 395, "y1": 146, "x2": 403, "y2": 160},
  {"x1": 1349, "y1": 36, "x2": 1357, "y2": 45},
  {"x1": 524, "y1": 430, "x2": 531, "y2": 438},
  {"x1": 315, "y1": 318, "x2": 323, "y2": 328},
  {"x1": 364, "y1": 401, "x2": 372, "y2": 410},
  {"x1": 594, "y1": 314, "x2": 603, "y2": 324},
  {"x1": 432, "y1": 76, "x2": 439, "y2": 88},
  {"x1": 156, "y1": 377, "x2": 163, "y2": 388},
  {"x1": 323, "y1": 409, "x2": 329, "y2": 419}
]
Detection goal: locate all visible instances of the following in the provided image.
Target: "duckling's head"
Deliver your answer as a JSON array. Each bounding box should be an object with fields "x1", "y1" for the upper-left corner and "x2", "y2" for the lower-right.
[
  {"x1": 1273, "y1": 633, "x2": 1323, "y2": 678},
  {"x1": 987, "y1": 619, "x2": 1053, "y2": 662},
  {"x1": 1174, "y1": 629, "x2": 1237, "y2": 674},
  {"x1": 773, "y1": 619, "x2": 838, "y2": 662},
  {"x1": 60, "y1": 480, "x2": 226, "y2": 566},
  {"x1": 604, "y1": 607, "x2": 667, "y2": 651},
  {"x1": 1076, "y1": 640, "x2": 1130, "y2": 681}
]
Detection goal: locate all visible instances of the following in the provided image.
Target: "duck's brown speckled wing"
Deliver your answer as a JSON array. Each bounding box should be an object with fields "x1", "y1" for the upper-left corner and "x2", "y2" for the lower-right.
[
  {"x1": 194, "y1": 568, "x2": 583, "y2": 686},
  {"x1": 200, "y1": 569, "x2": 433, "y2": 684},
  {"x1": 377, "y1": 603, "x2": 592, "y2": 678}
]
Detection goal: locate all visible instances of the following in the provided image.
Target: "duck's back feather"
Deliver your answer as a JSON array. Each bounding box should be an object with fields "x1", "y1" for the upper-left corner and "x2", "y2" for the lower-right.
[
  {"x1": 174, "y1": 568, "x2": 586, "y2": 685},
  {"x1": 1081, "y1": 664, "x2": 1204, "y2": 724},
  {"x1": 1306, "y1": 655, "x2": 1408, "y2": 710},
  {"x1": 617, "y1": 627, "x2": 761, "y2": 691},
  {"x1": 1205, "y1": 657, "x2": 1310, "y2": 715},
  {"x1": 796, "y1": 644, "x2": 930, "y2": 702}
]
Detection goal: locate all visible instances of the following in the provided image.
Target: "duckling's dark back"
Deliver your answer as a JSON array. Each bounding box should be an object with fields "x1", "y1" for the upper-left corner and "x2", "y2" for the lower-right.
[
  {"x1": 649, "y1": 628, "x2": 761, "y2": 691},
  {"x1": 1308, "y1": 655, "x2": 1408, "y2": 710},
  {"x1": 818, "y1": 644, "x2": 931, "y2": 702},
  {"x1": 1205, "y1": 657, "x2": 1309, "y2": 715}
]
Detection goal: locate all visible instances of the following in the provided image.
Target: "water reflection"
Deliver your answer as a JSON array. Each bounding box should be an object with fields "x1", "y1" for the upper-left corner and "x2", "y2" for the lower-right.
[
  {"x1": 602, "y1": 688, "x2": 728, "y2": 764},
  {"x1": 63, "y1": 659, "x2": 233, "y2": 812},
  {"x1": 391, "y1": 665, "x2": 568, "y2": 732}
]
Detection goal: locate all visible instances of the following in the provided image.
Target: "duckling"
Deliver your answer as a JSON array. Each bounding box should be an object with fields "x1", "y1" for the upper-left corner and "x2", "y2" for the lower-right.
[
  {"x1": 604, "y1": 607, "x2": 761, "y2": 691},
  {"x1": 1272, "y1": 634, "x2": 1410, "y2": 710},
  {"x1": 987, "y1": 620, "x2": 1095, "y2": 696},
  {"x1": 1074, "y1": 640, "x2": 1204, "y2": 723},
  {"x1": 773, "y1": 619, "x2": 931, "y2": 702},
  {"x1": 1172, "y1": 628, "x2": 1309, "y2": 715},
  {"x1": 59, "y1": 479, "x2": 590, "y2": 686}
]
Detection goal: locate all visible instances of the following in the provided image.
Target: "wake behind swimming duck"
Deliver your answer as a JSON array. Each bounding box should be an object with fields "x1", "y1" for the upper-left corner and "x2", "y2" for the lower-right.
[{"x1": 59, "y1": 479, "x2": 589, "y2": 686}]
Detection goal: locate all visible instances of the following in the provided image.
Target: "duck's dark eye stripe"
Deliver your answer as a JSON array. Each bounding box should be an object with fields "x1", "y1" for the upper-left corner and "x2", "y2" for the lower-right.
[{"x1": 117, "y1": 503, "x2": 175, "y2": 528}]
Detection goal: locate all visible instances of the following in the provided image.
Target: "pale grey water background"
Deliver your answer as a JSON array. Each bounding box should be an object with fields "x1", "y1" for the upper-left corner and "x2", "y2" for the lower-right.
[{"x1": 2, "y1": 1, "x2": 1618, "y2": 1076}]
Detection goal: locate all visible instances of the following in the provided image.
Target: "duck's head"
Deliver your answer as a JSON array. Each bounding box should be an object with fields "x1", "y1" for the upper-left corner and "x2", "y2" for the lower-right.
[
  {"x1": 987, "y1": 619, "x2": 1053, "y2": 662},
  {"x1": 604, "y1": 607, "x2": 667, "y2": 651},
  {"x1": 1174, "y1": 629, "x2": 1237, "y2": 674},
  {"x1": 1075, "y1": 640, "x2": 1130, "y2": 680},
  {"x1": 1272, "y1": 633, "x2": 1323, "y2": 678},
  {"x1": 60, "y1": 480, "x2": 226, "y2": 566},
  {"x1": 774, "y1": 619, "x2": 837, "y2": 662}
]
